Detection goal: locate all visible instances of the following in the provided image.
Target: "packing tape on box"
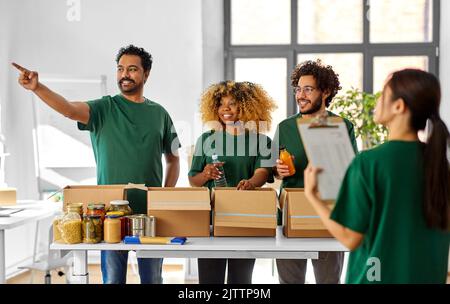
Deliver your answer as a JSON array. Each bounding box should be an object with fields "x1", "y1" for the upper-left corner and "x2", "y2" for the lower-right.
[
  {"x1": 215, "y1": 212, "x2": 277, "y2": 218},
  {"x1": 290, "y1": 215, "x2": 320, "y2": 219}
]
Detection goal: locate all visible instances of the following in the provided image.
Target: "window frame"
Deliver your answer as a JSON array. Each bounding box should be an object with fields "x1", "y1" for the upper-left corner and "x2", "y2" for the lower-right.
[{"x1": 224, "y1": 0, "x2": 441, "y2": 117}]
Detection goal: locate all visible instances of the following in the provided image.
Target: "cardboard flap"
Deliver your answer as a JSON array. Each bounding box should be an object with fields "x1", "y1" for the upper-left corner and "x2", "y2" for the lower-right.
[
  {"x1": 149, "y1": 201, "x2": 210, "y2": 211},
  {"x1": 291, "y1": 218, "x2": 325, "y2": 230},
  {"x1": 279, "y1": 188, "x2": 304, "y2": 210},
  {"x1": 63, "y1": 185, "x2": 131, "y2": 211},
  {"x1": 125, "y1": 183, "x2": 147, "y2": 191},
  {"x1": 213, "y1": 188, "x2": 277, "y2": 229},
  {"x1": 286, "y1": 189, "x2": 334, "y2": 230},
  {"x1": 214, "y1": 212, "x2": 277, "y2": 229},
  {"x1": 213, "y1": 188, "x2": 277, "y2": 212},
  {"x1": 148, "y1": 187, "x2": 211, "y2": 211}
]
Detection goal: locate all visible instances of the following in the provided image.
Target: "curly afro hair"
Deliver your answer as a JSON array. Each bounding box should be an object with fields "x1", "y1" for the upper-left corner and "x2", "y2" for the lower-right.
[
  {"x1": 199, "y1": 81, "x2": 277, "y2": 133},
  {"x1": 291, "y1": 59, "x2": 341, "y2": 107},
  {"x1": 116, "y1": 45, "x2": 153, "y2": 72}
]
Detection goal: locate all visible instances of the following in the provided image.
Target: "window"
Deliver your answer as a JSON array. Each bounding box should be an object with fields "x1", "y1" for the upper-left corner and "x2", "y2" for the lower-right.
[{"x1": 225, "y1": 0, "x2": 440, "y2": 121}]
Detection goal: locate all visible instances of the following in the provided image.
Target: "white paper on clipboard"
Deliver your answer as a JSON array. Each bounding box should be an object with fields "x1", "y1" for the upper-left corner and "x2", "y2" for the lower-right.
[{"x1": 297, "y1": 117, "x2": 355, "y2": 200}]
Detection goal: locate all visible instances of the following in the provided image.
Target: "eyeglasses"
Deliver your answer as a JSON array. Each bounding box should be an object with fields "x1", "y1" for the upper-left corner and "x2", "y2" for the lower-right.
[{"x1": 293, "y1": 86, "x2": 316, "y2": 96}]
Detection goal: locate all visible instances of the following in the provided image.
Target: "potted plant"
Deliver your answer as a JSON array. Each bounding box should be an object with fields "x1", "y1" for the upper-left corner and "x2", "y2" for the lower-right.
[{"x1": 329, "y1": 88, "x2": 388, "y2": 150}]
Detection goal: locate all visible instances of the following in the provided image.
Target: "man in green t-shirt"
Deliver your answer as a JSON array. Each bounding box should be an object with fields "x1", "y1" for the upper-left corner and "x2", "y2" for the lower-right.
[
  {"x1": 13, "y1": 45, "x2": 180, "y2": 284},
  {"x1": 273, "y1": 60, "x2": 357, "y2": 284}
]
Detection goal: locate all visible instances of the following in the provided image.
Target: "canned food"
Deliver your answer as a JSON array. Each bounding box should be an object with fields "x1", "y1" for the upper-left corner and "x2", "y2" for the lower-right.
[
  {"x1": 128, "y1": 214, "x2": 146, "y2": 237},
  {"x1": 144, "y1": 216, "x2": 156, "y2": 237}
]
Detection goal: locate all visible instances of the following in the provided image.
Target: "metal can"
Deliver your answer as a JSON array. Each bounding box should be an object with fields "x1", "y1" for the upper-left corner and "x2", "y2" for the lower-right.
[
  {"x1": 128, "y1": 214, "x2": 146, "y2": 237},
  {"x1": 144, "y1": 216, "x2": 156, "y2": 237}
]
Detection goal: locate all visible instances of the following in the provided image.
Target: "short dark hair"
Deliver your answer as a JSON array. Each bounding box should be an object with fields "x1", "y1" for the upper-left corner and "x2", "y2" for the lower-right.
[
  {"x1": 116, "y1": 45, "x2": 153, "y2": 72},
  {"x1": 291, "y1": 59, "x2": 341, "y2": 107}
]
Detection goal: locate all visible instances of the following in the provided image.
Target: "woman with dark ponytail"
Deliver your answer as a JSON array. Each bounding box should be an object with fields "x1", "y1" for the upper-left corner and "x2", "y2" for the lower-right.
[{"x1": 304, "y1": 69, "x2": 449, "y2": 284}]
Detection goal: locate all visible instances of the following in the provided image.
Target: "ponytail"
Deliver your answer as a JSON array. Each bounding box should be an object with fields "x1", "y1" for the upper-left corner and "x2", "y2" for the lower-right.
[{"x1": 424, "y1": 115, "x2": 450, "y2": 231}]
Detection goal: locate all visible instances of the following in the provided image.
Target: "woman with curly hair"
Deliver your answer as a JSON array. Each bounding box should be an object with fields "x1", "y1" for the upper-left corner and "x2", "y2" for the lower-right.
[{"x1": 188, "y1": 80, "x2": 277, "y2": 284}]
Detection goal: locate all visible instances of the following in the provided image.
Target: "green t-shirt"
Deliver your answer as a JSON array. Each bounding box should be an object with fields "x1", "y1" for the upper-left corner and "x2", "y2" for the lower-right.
[
  {"x1": 188, "y1": 130, "x2": 274, "y2": 189},
  {"x1": 331, "y1": 141, "x2": 450, "y2": 284},
  {"x1": 274, "y1": 111, "x2": 358, "y2": 190},
  {"x1": 78, "y1": 95, "x2": 180, "y2": 213},
  {"x1": 273, "y1": 111, "x2": 358, "y2": 224}
]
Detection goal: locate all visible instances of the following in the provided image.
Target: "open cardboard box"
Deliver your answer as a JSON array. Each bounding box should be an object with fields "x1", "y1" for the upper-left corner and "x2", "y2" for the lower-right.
[
  {"x1": 147, "y1": 187, "x2": 211, "y2": 237},
  {"x1": 280, "y1": 188, "x2": 335, "y2": 238},
  {"x1": 62, "y1": 184, "x2": 147, "y2": 213},
  {"x1": 212, "y1": 187, "x2": 277, "y2": 237}
]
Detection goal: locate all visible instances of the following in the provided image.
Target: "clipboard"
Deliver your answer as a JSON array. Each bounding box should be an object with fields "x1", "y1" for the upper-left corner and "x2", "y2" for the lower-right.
[{"x1": 297, "y1": 114, "x2": 355, "y2": 200}]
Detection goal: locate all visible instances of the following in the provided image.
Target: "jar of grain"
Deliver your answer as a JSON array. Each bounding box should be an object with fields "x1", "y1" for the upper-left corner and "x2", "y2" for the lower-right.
[
  {"x1": 52, "y1": 213, "x2": 64, "y2": 243},
  {"x1": 66, "y1": 203, "x2": 84, "y2": 218},
  {"x1": 60, "y1": 210, "x2": 82, "y2": 244}
]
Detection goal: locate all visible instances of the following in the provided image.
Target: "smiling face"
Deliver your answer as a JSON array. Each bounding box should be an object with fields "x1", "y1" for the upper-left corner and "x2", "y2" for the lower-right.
[
  {"x1": 218, "y1": 95, "x2": 240, "y2": 125},
  {"x1": 116, "y1": 54, "x2": 149, "y2": 95},
  {"x1": 295, "y1": 75, "x2": 328, "y2": 115}
]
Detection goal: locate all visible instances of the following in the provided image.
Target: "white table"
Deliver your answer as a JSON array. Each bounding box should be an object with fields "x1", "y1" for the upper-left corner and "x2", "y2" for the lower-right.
[
  {"x1": 0, "y1": 201, "x2": 60, "y2": 284},
  {"x1": 51, "y1": 228, "x2": 347, "y2": 284}
]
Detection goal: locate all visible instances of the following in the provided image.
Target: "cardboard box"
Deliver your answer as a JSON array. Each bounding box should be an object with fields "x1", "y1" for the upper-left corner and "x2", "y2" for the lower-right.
[
  {"x1": 280, "y1": 188, "x2": 334, "y2": 238},
  {"x1": 0, "y1": 187, "x2": 17, "y2": 205},
  {"x1": 147, "y1": 187, "x2": 211, "y2": 237},
  {"x1": 212, "y1": 188, "x2": 277, "y2": 237},
  {"x1": 63, "y1": 184, "x2": 147, "y2": 213}
]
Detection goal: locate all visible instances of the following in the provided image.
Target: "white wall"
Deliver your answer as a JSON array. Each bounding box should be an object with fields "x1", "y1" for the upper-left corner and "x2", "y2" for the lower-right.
[
  {"x1": 440, "y1": 0, "x2": 450, "y2": 126},
  {"x1": 1, "y1": 0, "x2": 224, "y2": 199}
]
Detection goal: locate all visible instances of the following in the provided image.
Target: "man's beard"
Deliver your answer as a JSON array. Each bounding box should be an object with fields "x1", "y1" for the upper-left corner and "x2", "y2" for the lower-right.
[
  {"x1": 118, "y1": 78, "x2": 142, "y2": 94},
  {"x1": 299, "y1": 95, "x2": 323, "y2": 115}
]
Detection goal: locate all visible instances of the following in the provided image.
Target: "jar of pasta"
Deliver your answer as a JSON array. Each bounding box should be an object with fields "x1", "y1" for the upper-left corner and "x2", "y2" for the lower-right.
[
  {"x1": 66, "y1": 203, "x2": 84, "y2": 218},
  {"x1": 52, "y1": 212, "x2": 64, "y2": 243},
  {"x1": 60, "y1": 210, "x2": 82, "y2": 244}
]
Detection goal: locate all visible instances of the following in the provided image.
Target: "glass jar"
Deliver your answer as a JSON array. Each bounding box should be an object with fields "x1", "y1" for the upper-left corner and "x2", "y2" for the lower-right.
[
  {"x1": 108, "y1": 200, "x2": 133, "y2": 216},
  {"x1": 60, "y1": 210, "x2": 82, "y2": 244},
  {"x1": 107, "y1": 211, "x2": 126, "y2": 239},
  {"x1": 104, "y1": 214, "x2": 122, "y2": 243},
  {"x1": 66, "y1": 203, "x2": 84, "y2": 219},
  {"x1": 86, "y1": 203, "x2": 106, "y2": 223},
  {"x1": 52, "y1": 212, "x2": 64, "y2": 243},
  {"x1": 82, "y1": 215, "x2": 103, "y2": 244}
]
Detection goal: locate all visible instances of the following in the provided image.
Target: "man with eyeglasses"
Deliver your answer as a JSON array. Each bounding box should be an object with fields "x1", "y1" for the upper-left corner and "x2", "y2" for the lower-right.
[{"x1": 273, "y1": 59, "x2": 358, "y2": 284}]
